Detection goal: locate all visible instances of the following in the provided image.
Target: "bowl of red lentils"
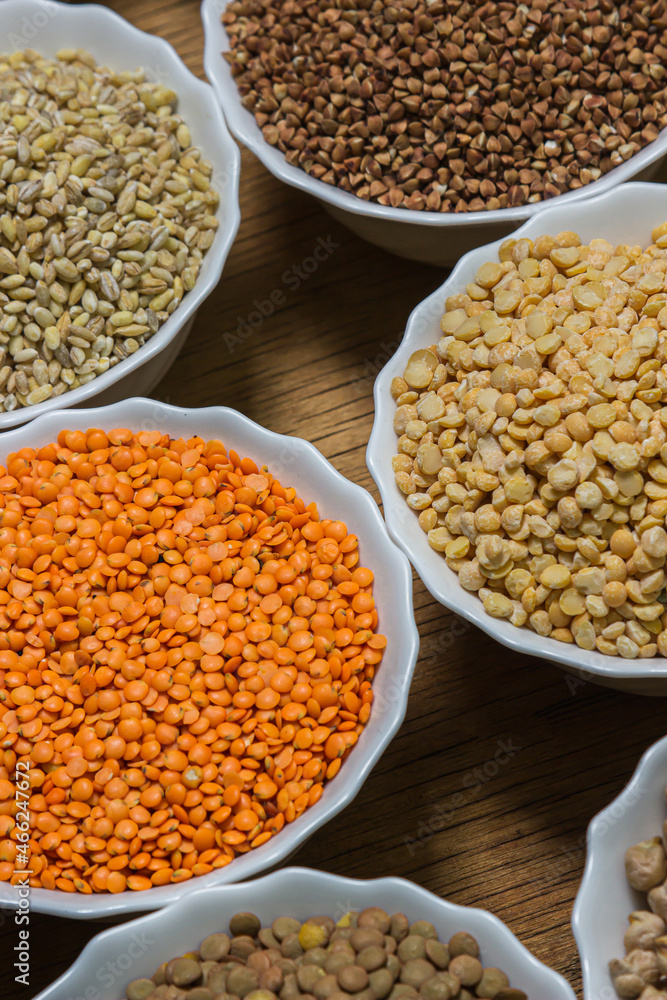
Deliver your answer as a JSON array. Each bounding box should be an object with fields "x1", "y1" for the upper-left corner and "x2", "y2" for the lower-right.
[
  {"x1": 202, "y1": 0, "x2": 667, "y2": 267},
  {"x1": 0, "y1": 397, "x2": 419, "y2": 917},
  {"x1": 32, "y1": 867, "x2": 578, "y2": 1000},
  {"x1": 368, "y1": 182, "x2": 667, "y2": 695}
]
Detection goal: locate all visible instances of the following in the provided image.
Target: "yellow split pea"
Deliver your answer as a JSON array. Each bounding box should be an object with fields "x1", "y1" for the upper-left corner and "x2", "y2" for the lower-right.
[{"x1": 392, "y1": 223, "x2": 667, "y2": 660}]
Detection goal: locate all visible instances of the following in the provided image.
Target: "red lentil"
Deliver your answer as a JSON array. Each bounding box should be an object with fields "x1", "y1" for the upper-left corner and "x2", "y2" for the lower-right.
[{"x1": 0, "y1": 429, "x2": 386, "y2": 893}]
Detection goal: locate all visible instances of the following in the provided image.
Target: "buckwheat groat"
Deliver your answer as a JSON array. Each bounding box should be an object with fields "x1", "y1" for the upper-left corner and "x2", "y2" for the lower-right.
[{"x1": 222, "y1": 0, "x2": 667, "y2": 213}]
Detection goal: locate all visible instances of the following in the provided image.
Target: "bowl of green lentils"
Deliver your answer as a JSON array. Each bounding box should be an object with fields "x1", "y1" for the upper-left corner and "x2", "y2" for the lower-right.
[{"x1": 32, "y1": 867, "x2": 577, "y2": 1000}]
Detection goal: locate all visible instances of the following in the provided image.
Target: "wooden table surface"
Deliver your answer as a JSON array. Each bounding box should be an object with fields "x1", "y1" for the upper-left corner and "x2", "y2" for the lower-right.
[{"x1": 4, "y1": 1, "x2": 667, "y2": 996}]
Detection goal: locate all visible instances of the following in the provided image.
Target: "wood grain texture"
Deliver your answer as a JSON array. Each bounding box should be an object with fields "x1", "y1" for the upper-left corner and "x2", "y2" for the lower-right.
[{"x1": 2, "y1": 2, "x2": 667, "y2": 997}]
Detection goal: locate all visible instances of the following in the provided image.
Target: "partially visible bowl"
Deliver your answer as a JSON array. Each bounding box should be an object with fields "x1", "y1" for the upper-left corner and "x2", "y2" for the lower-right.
[
  {"x1": 33, "y1": 867, "x2": 578, "y2": 1000},
  {"x1": 202, "y1": 0, "x2": 667, "y2": 267},
  {"x1": 0, "y1": 398, "x2": 419, "y2": 917},
  {"x1": 573, "y1": 735, "x2": 667, "y2": 1000},
  {"x1": 0, "y1": 0, "x2": 241, "y2": 429},
  {"x1": 367, "y1": 182, "x2": 667, "y2": 695}
]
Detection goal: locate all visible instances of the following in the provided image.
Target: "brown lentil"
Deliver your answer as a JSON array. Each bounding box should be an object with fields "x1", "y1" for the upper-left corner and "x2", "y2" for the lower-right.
[
  {"x1": 222, "y1": 0, "x2": 667, "y2": 213},
  {"x1": 0, "y1": 48, "x2": 219, "y2": 412},
  {"x1": 122, "y1": 908, "x2": 528, "y2": 1000},
  {"x1": 392, "y1": 222, "x2": 667, "y2": 659},
  {"x1": 0, "y1": 429, "x2": 385, "y2": 892}
]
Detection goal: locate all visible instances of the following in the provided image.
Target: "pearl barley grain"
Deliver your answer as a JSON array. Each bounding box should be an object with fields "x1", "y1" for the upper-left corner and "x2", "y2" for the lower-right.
[
  {"x1": 393, "y1": 223, "x2": 667, "y2": 660},
  {"x1": 0, "y1": 49, "x2": 219, "y2": 412}
]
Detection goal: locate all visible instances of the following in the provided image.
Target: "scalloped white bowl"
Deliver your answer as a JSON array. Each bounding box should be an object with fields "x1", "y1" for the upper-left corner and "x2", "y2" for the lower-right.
[
  {"x1": 0, "y1": 0, "x2": 241, "y2": 430},
  {"x1": 202, "y1": 0, "x2": 667, "y2": 267},
  {"x1": 33, "y1": 867, "x2": 578, "y2": 1000},
  {"x1": 0, "y1": 398, "x2": 419, "y2": 917},
  {"x1": 367, "y1": 182, "x2": 667, "y2": 696},
  {"x1": 573, "y1": 735, "x2": 667, "y2": 1000}
]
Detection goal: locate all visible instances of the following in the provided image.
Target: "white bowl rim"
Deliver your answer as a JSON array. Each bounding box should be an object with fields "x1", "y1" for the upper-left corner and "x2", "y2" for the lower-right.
[
  {"x1": 0, "y1": 398, "x2": 420, "y2": 917},
  {"x1": 33, "y1": 866, "x2": 578, "y2": 1000},
  {"x1": 366, "y1": 180, "x2": 667, "y2": 684},
  {"x1": 201, "y1": 0, "x2": 667, "y2": 230},
  {"x1": 571, "y1": 733, "x2": 667, "y2": 1000},
  {"x1": 0, "y1": 0, "x2": 241, "y2": 430}
]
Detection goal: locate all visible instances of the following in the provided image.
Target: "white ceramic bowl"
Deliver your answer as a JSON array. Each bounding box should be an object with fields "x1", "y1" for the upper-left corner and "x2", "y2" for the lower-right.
[
  {"x1": 573, "y1": 735, "x2": 667, "y2": 1000},
  {"x1": 201, "y1": 0, "x2": 667, "y2": 267},
  {"x1": 0, "y1": 0, "x2": 241, "y2": 430},
  {"x1": 367, "y1": 182, "x2": 667, "y2": 696},
  {"x1": 0, "y1": 398, "x2": 419, "y2": 917},
  {"x1": 34, "y1": 867, "x2": 578, "y2": 1000}
]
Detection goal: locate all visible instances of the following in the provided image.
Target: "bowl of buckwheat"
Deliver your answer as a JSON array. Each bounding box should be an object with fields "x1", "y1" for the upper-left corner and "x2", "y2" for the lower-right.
[
  {"x1": 368, "y1": 182, "x2": 667, "y2": 695},
  {"x1": 204, "y1": 0, "x2": 667, "y2": 266},
  {"x1": 0, "y1": 0, "x2": 240, "y2": 428}
]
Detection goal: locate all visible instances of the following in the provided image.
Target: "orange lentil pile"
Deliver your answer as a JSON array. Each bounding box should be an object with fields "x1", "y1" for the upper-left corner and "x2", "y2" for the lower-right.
[{"x1": 0, "y1": 428, "x2": 386, "y2": 894}]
